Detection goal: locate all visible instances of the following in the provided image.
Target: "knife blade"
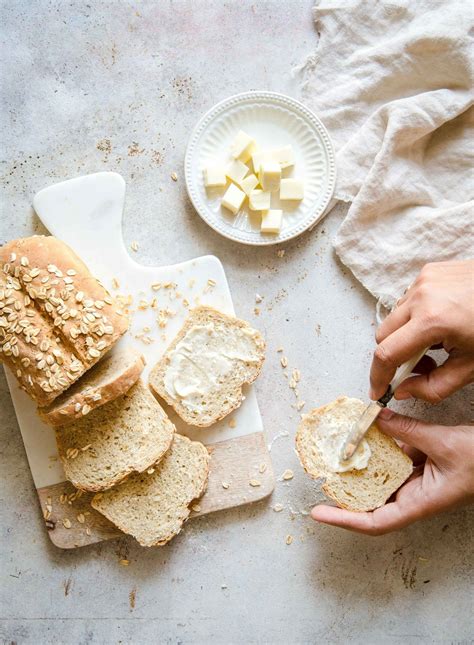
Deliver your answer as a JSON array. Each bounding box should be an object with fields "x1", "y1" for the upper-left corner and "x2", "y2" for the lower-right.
[{"x1": 341, "y1": 346, "x2": 429, "y2": 462}]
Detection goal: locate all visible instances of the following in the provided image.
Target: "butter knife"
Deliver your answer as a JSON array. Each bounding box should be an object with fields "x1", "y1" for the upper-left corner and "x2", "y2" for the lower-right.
[{"x1": 341, "y1": 347, "x2": 429, "y2": 462}]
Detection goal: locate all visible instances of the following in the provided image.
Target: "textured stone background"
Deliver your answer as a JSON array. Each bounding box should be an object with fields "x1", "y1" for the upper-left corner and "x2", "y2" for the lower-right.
[{"x1": 1, "y1": 1, "x2": 472, "y2": 643}]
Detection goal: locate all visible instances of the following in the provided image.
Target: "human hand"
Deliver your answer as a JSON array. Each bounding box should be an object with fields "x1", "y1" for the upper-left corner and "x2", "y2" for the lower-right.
[
  {"x1": 370, "y1": 259, "x2": 474, "y2": 403},
  {"x1": 311, "y1": 408, "x2": 474, "y2": 535}
]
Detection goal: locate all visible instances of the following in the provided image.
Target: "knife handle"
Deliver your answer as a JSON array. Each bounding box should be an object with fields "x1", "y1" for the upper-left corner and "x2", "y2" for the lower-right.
[{"x1": 378, "y1": 347, "x2": 429, "y2": 405}]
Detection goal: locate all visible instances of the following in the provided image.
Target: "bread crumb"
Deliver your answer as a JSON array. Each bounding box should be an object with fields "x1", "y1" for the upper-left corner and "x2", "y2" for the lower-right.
[
  {"x1": 85, "y1": 527, "x2": 92, "y2": 536},
  {"x1": 131, "y1": 241, "x2": 139, "y2": 252},
  {"x1": 286, "y1": 535, "x2": 293, "y2": 545},
  {"x1": 62, "y1": 518, "x2": 72, "y2": 529},
  {"x1": 259, "y1": 463, "x2": 267, "y2": 474},
  {"x1": 255, "y1": 294, "x2": 263, "y2": 303},
  {"x1": 249, "y1": 479, "x2": 261, "y2": 487},
  {"x1": 171, "y1": 172, "x2": 178, "y2": 181},
  {"x1": 296, "y1": 400, "x2": 305, "y2": 411},
  {"x1": 273, "y1": 503, "x2": 284, "y2": 512},
  {"x1": 277, "y1": 249, "x2": 285, "y2": 258},
  {"x1": 292, "y1": 369, "x2": 301, "y2": 383},
  {"x1": 228, "y1": 418, "x2": 237, "y2": 428},
  {"x1": 129, "y1": 587, "x2": 137, "y2": 610},
  {"x1": 119, "y1": 559, "x2": 130, "y2": 566},
  {"x1": 254, "y1": 307, "x2": 260, "y2": 316},
  {"x1": 280, "y1": 356, "x2": 288, "y2": 368},
  {"x1": 222, "y1": 481, "x2": 230, "y2": 489},
  {"x1": 282, "y1": 469, "x2": 294, "y2": 481},
  {"x1": 76, "y1": 513, "x2": 85, "y2": 524}
]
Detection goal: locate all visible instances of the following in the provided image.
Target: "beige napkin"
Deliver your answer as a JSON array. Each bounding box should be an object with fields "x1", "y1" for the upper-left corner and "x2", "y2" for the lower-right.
[{"x1": 297, "y1": 0, "x2": 474, "y2": 306}]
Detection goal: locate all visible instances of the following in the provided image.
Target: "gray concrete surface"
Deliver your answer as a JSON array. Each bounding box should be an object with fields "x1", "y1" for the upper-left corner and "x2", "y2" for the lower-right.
[{"x1": 1, "y1": 1, "x2": 472, "y2": 644}]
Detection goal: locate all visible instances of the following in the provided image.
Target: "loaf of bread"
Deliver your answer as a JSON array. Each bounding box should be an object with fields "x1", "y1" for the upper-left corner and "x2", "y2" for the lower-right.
[
  {"x1": 92, "y1": 433, "x2": 210, "y2": 547},
  {"x1": 149, "y1": 306, "x2": 265, "y2": 427},
  {"x1": 0, "y1": 236, "x2": 129, "y2": 406},
  {"x1": 56, "y1": 379, "x2": 175, "y2": 492},
  {"x1": 296, "y1": 396, "x2": 413, "y2": 512},
  {"x1": 39, "y1": 346, "x2": 145, "y2": 426}
]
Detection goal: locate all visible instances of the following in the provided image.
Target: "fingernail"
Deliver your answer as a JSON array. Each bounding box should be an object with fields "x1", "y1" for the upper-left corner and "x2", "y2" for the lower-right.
[{"x1": 378, "y1": 407, "x2": 394, "y2": 420}]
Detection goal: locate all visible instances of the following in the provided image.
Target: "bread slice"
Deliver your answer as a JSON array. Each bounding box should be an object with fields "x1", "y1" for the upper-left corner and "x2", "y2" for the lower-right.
[
  {"x1": 295, "y1": 396, "x2": 413, "y2": 512},
  {"x1": 0, "y1": 236, "x2": 129, "y2": 406},
  {"x1": 91, "y1": 433, "x2": 210, "y2": 547},
  {"x1": 149, "y1": 306, "x2": 265, "y2": 427},
  {"x1": 38, "y1": 347, "x2": 145, "y2": 426},
  {"x1": 56, "y1": 379, "x2": 175, "y2": 492}
]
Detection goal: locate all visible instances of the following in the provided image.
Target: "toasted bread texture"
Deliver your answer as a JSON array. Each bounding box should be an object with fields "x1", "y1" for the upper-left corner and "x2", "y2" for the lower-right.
[
  {"x1": 91, "y1": 433, "x2": 210, "y2": 547},
  {"x1": 296, "y1": 396, "x2": 413, "y2": 512},
  {"x1": 56, "y1": 379, "x2": 175, "y2": 492},
  {"x1": 149, "y1": 306, "x2": 265, "y2": 427},
  {"x1": 39, "y1": 346, "x2": 145, "y2": 426}
]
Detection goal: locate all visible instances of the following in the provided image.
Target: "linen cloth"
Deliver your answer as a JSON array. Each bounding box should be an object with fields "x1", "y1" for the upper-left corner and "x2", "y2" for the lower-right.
[{"x1": 297, "y1": 0, "x2": 474, "y2": 307}]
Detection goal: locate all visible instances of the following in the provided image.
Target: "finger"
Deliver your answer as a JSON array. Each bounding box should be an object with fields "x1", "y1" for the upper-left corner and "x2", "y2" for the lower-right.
[
  {"x1": 375, "y1": 302, "x2": 411, "y2": 344},
  {"x1": 394, "y1": 356, "x2": 439, "y2": 399},
  {"x1": 376, "y1": 408, "x2": 444, "y2": 454},
  {"x1": 311, "y1": 476, "x2": 428, "y2": 535},
  {"x1": 395, "y1": 354, "x2": 474, "y2": 403},
  {"x1": 369, "y1": 320, "x2": 439, "y2": 400}
]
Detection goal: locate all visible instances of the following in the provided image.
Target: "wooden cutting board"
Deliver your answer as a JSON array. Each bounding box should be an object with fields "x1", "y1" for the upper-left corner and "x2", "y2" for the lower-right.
[{"x1": 4, "y1": 171, "x2": 274, "y2": 549}]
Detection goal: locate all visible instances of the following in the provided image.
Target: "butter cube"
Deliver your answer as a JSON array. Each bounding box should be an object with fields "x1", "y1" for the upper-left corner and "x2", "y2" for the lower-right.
[
  {"x1": 251, "y1": 150, "x2": 268, "y2": 174},
  {"x1": 261, "y1": 209, "x2": 283, "y2": 234},
  {"x1": 226, "y1": 159, "x2": 248, "y2": 184},
  {"x1": 238, "y1": 173, "x2": 259, "y2": 196},
  {"x1": 230, "y1": 130, "x2": 256, "y2": 162},
  {"x1": 280, "y1": 178, "x2": 304, "y2": 200},
  {"x1": 271, "y1": 145, "x2": 294, "y2": 169},
  {"x1": 249, "y1": 189, "x2": 271, "y2": 211},
  {"x1": 204, "y1": 164, "x2": 226, "y2": 187},
  {"x1": 258, "y1": 161, "x2": 281, "y2": 192},
  {"x1": 222, "y1": 183, "x2": 246, "y2": 215}
]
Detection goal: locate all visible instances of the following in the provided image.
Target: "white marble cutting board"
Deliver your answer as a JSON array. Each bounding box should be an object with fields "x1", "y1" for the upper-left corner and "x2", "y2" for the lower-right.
[{"x1": 4, "y1": 172, "x2": 274, "y2": 547}]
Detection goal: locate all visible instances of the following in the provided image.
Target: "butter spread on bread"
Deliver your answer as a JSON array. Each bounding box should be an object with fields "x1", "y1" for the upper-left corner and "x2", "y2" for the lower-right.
[{"x1": 149, "y1": 306, "x2": 265, "y2": 427}]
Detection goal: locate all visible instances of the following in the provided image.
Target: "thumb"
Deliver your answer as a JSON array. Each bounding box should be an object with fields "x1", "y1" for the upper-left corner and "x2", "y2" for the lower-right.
[{"x1": 377, "y1": 408, "x2": 444, "y2": 455}]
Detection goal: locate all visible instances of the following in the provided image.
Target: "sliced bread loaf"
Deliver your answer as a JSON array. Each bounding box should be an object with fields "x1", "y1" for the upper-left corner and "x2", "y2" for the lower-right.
[
  {"x1": 149, "y1": 306, "x2": 265, "y2": 427},
  {"x1": 56, "y1": 379, "x2": 175, "y2": 492},
  {"x1": 39, "y1": 346, "x2": 145, "y2": 426},
  {"x1": 91, "y1": 433, "x2": 210, "y2": 547},
  {"x1": 295, "y1": 396, "x2": 413, "y2": 512}
]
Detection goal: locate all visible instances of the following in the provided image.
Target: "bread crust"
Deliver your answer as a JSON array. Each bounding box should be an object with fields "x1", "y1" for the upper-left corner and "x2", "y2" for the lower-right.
[
  {"x1": 149, "y1": 306, "x2": 265, "y2": 427},
  {"x1": 38, "y1": 348, "x2": 145, "y2": 426},
  {"x1": 0, "y1": 236, "x2": 129, "y2": 405}
]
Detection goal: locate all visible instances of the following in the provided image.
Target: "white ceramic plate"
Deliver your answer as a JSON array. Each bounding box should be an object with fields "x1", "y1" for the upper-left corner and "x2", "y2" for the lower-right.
[{"x1": 185, "y1": 91, "x2": 336, "y2": 246}]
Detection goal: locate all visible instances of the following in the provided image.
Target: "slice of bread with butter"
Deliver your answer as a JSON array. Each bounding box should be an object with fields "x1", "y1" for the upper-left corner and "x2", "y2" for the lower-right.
[
  {"x1": 149, "y1": 306, "x2": 266, "y2": 427},
  {"x1": 296, "y1": 396, "x2": 413, "y2": 512}
]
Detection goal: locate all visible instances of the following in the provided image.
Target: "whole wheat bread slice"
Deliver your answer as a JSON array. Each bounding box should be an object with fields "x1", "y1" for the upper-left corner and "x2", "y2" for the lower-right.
[
  {"x1": 149, "y1": 306, "x2": 265, "y2": 427},
  {"x1": 39, "y1": 346, "x2": 145, "y2": 426},
  {"x1": 56, "y1": 379, "x2": 175, "y2": 492},
  {"x1": 91, "y1": 433, "x2": 210, "y2": 547},
  {"x1": 296, "y1": 396, "x2": 413, "y2": 512}
]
